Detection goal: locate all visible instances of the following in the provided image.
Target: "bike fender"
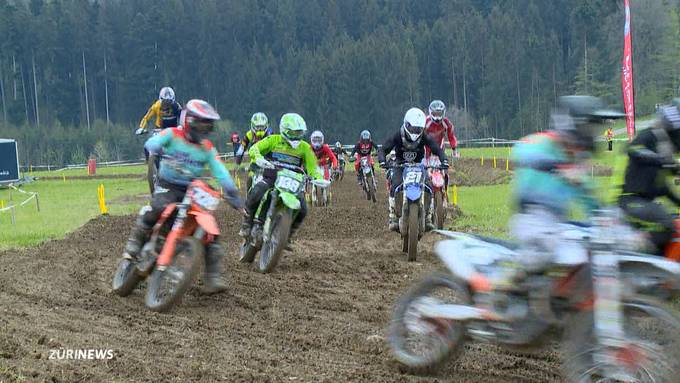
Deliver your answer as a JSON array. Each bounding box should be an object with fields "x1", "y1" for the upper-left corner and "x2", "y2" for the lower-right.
[
  {"x1": 405, "y1": 185, "x2": 421, "y2": 201},
  {"x1": 280, "y1": 192, "x2": 301, "y2": 210},
  {"x1": 189, "y1": 211, "x2": 220, "y2": 236}
]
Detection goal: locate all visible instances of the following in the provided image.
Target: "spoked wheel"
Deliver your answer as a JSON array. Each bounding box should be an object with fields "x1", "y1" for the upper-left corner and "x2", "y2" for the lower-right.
[
  {"x1": 407, "y1": 202, "x2": 419, "y2": 261},
  {"x1": 368, "y1": 174, "x2": 377, "y2": 203},
  {"x1": 434, "y1": 192, "x2": 445, "y2": 229},
  {"x1": 388, "y1": 273, "x2": 470, "y2": 374},
  {"x1": 562, "y1": 295, "x2": 680, "y2": 383},
  {"x1": 258, "y1": 210, "x2": 292, "y2": 273},
  {"x1": 112, "y1": 257, "x2": 142, "y2": 297},
  {"x1": 145, "y1": 237, "x2": 203, "y2": 312}
]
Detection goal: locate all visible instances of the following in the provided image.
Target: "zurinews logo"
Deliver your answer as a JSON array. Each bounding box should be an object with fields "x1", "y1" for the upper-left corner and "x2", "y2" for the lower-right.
[{"x1": 48, "y1": 349, "x2": 115, "y2": 360}]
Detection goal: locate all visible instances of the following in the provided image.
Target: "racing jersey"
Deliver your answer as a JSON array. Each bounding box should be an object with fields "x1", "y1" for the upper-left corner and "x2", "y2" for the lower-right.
[
  {"x1": 313, "y1": 144, "x2": 338, "y2": 168},
  {"x1": 424, "y1": 116, "x2": 456, "y2": 156},
  {"x1": 144, "y1": 128, "x2": 237, "y2": 193},
  {"x1": 140, "y1": 100, "x2": 182, "y2": 129},
  {"x1": 350, "y1": 140, "x2": 375, "y2": 157},
  {"x1": 378, "y1": 132, "x2": 446, "y2": 165},
  {"x1": 511, "y1": 131, "x2": 598, "y2": 219},
  {"x1": 248, "y1": 135, "x2": 322, "y2": 180},
  {"x1": 236, "y1": 129, "x2": 272, "y2": 165}
]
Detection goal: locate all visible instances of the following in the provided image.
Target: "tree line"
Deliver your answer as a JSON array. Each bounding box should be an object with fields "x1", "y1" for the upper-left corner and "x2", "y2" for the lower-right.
[{"x1": 0, "y1": 0, "x2": 678, "y2": 166}]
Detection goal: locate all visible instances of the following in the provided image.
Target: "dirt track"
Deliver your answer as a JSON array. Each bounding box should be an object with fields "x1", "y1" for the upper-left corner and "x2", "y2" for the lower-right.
[{"x1": 0, "y1": 165, "x2": 562, "y2": 382}]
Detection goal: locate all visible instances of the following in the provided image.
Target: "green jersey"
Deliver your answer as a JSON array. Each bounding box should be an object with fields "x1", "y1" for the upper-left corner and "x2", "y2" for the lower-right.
[{"x1": 248, "y1": 134, "x2": 322, "y2": 180}]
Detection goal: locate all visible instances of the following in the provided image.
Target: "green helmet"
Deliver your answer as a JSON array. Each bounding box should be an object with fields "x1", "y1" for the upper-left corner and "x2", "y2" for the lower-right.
[
  {"x1": 250, "y1": 112, "x2": 269, "y2": 134},
  {"x1": 279, "y1": 113, "x2": 307, "y2": 148}
]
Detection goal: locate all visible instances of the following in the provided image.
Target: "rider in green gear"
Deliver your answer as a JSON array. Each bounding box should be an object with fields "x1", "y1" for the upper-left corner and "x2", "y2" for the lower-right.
[{"x1": 239, "y1": 113, "x2": 322, "y2": 239}]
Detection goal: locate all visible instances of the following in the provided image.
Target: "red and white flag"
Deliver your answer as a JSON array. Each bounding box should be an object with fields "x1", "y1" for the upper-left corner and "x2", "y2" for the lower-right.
[{"x1": 622, "y1": 0, "x2": 635, "y2": 140}]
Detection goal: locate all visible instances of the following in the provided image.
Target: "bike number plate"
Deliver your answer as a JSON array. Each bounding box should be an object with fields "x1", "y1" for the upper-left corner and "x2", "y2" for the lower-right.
[
  {"x1": 275, "y1": 174, "x2": 302, "y2": 193},
  {"x1": 403, "y1": 167, "x2": 423, "y2": 186},
  {"x1": 192, "y1": 187, "x2": 220, "y2": 211}
]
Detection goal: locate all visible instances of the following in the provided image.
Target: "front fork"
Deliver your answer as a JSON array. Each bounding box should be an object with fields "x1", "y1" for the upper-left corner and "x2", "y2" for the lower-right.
[{"x1": 592, "y1": 249, "x2": 625, "y2": 349}]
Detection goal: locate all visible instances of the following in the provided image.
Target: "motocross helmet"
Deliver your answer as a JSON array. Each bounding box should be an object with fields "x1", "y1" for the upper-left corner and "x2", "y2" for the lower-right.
[
  {"x1": 401, "y1": 107, "x2": 427, "y2": 149},
  {"x1": 428, "y1": 100, "x2": 446, "y2": 122},
  {"x1": 279, "y1": 113, "x2": 307, "y2": 149},
  {"x1": 181, "y1": 99, "x2": 221, "y2": 143},
  {"x1": 310, "y1": 130, "x2": 324, "y2": 150},
  {"x1": 360, "y1": 130, "x2": 371, "y2": 143},
  {"x1": 552, "y1": 95, "x2": 624, "y2": 151},
  {"x1": 250, "y1": 112, "x2": 269, "y2": 139}
]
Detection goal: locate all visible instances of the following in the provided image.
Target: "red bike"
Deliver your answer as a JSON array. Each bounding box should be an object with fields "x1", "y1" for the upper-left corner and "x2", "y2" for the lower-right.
[
  {"x1": 112, "y1": 178, "x2": 223, "y2": 312},
  {"x1": 426, "y1": 156, "x2": 448, "y2": 229}
]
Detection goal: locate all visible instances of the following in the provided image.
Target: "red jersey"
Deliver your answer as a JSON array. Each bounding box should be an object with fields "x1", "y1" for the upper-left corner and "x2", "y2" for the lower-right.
[
  {"x1": 350, "y1": 140, "x2": 375, "y2": 157},
  {"x1": 313, "y1": 144, "x2": 338, "y2": 168},
  {"x1": 425, "y1": 117, "x2": 457, "y2": 153}
]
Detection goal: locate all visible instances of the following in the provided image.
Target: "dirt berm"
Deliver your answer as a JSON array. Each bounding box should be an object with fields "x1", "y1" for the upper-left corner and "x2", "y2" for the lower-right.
[{"x1": 0, "y1": 166, "x2": 562, "y2": 382}]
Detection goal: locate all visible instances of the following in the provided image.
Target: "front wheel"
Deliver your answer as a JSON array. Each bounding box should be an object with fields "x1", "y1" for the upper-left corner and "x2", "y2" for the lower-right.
[
  {"x1": 112, "y1": 258, "x2": 142, "y2": 297},
  {"x1": 239, "y1": 240, "x2": 258, "y2": 263},
  {"x1": 562, "y1": 295, "x2": 680, "y2": 383},
  {"x1": 258, "y1": 209, "x2": 293, "y2": 273},
  {"x1": 388, "y1": 273, "x2": 470, "y2": 374},
  {"x1": 368, "y1": 174, "x2": 377, "y2": 203},
  {"x1": 407, "y1": 202, "x2": 419, "y2": 261},
  {"x1": 145, "y1": 237, "x2": 203, "y2": 312}
]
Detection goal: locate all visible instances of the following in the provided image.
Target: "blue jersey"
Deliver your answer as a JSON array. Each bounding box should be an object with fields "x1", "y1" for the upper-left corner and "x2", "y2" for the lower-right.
[{"x1": 145, "y1": 128, "x2": 236, "y2": 193}]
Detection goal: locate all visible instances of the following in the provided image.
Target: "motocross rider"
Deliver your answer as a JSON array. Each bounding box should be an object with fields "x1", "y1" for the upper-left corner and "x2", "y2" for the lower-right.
[
  {"x1": 332, "y1": 141, "x2": 348, "y2": 178},
  {"x1": 238, "y1": 113, "x2": 322, "y2": 240},
  {"x1": 235, "y1": 112, "x2": 272, "y2": 191},
  {"x1": 618, "y1": 98, "x2": 680, "y2": 254},
  {"x1": 137, "y1": 86, "x2": 182, "y2": 167},
  {"x1": 310, "y1": 131, "x2": 338, "y2": 180},
  {"x1": 425, "y1": 100, "x2": 457, "y2": 191},
  {"x1": 350, "y1": 130, "x2": 376, "y2": 185},
  {"x1": 123, "y1": 99, "x2": 244, "y2": 293},
  {"x1": 504, "y1": 95, "x2": 624, "y2": 288},
  {"x1": 378, "y1": 108, "x2": 449, "y2": 231}
]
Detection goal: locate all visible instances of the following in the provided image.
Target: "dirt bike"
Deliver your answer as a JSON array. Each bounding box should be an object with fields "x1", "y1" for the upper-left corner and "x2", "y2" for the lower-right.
[
  {"x1": 388, "y1": 208, "x2": 680, "y2": 381},
  {"x1": 311, "y1": 165, "x2": 332, "y2": 207},
  {"x1": 146, "y1": 128, "x2": 162, "y2": 195},
  {"x1": 358, "y1": 156, "x2": 377, "y2": 203},
  {"x1": 333, "y1": 154, "x2": 346, "y2": 182},
  {"x1": 426, "y1": 156, "x2": 448, "y2": 230},
  {"x1": 239, "y1": 161, "x2": 330, "y2": 273},
  {"x1": 112, "y1": 178, "x2": 224, "y2": 312},
  {"x1": 392, "y1": 163, "x2": 444, "y2": 261}
]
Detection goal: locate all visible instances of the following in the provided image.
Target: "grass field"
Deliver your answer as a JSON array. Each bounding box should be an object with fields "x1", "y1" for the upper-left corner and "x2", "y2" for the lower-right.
[
  {"x1": 449, "y1": 183, "x2": 512, "y2": 238},
  {"x1": 0, "y1": 177, "x2": 148, "y2": 249}
]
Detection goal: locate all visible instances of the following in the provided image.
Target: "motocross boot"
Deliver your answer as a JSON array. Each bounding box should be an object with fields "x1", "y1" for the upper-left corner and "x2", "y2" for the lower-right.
[
  {"x1": 123, "y1": 216, "x2": 152, "y2": 260},
  {"x1": 425, "y1": 201, "x2": 436, "y2": 231},
  {"x1": 356, "y1": 172, "x2": 363, "y2": 186},
  {"x1": 203, "y1": 242, "x2": 228, "y2": 294},
  {"x1": 388, "y1": 197, "x2": 399, "y2": 232},
  {"x1": 239, "y1": 215, "x2": 253, "y2": 238}
]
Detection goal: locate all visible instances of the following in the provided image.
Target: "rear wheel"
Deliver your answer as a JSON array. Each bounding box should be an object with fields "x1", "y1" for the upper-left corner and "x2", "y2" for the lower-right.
[
  {"x1": 112, "y1": 258, "x2": 142, "y2": 297},
  {"x1": 258, "y1": 209, "x2": 293, "y2": 273},
  {"x1": 407, "y1": 202, "x2": 419, "y2": 261},
  {"x1": 388, "y1": 273, "x2": 470, "y2": 374},
  {"x1": 434, "y1": 192, "x2": 445, "y2": 229},
  {"x1": 145, "y1": 237, "x2": 203, "y2": 312},
  {"x1": 562, "y1": 295, "x2": 680, "y2": 383}
]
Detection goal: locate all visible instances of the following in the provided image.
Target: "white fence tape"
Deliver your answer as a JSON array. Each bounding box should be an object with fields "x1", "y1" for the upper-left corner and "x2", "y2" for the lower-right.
[{"x1": 0, "y1": 185, "x2": 39, "y2": 216}]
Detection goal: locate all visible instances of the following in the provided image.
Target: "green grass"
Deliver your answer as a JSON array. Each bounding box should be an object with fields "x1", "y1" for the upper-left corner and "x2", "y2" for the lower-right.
[
  {"x1": 449, "y1": 183, "x2": 512, "y2": 238},
  {"x1": 27, "y1": 164, "x2": 148, "y2": 177},
  {"x1": 0, "y1": 178, "x2": 148, "y2": 249},
  {"x1": 457, "y1": 146, "x2": 512, "y2": 160}
]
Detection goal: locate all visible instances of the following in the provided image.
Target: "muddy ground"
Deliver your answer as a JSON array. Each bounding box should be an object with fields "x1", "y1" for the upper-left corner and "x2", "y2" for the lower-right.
[{"x1": 0, "y1": 164, "x2": 562, "y2": 383}]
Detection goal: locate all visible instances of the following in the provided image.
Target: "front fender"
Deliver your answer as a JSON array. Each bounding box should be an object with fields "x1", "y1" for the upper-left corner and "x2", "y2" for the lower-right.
[
  {"x1": 280, "y1": 192, "x2": 301, "y2": 210},
  {"x1": 189, "y1": 211, "x2": 220, "y2": 236}
]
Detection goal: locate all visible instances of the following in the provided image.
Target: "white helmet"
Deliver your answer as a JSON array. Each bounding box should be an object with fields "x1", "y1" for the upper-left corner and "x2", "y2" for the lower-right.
[
  {"x1": 401, "y1": 107, "x2": 427, "y2": 145},
  {"x1": 159, "y1": 87, "x2": 175, "y2": 102},
  {"x1": 310, "y1": 130, "x2": 324, "y2": 150}
]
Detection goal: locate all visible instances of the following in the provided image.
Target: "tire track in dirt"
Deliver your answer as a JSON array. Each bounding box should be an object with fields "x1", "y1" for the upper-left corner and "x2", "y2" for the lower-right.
[{"x1": 0, "y1": 165, "x2": 563, "y2": 382}]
